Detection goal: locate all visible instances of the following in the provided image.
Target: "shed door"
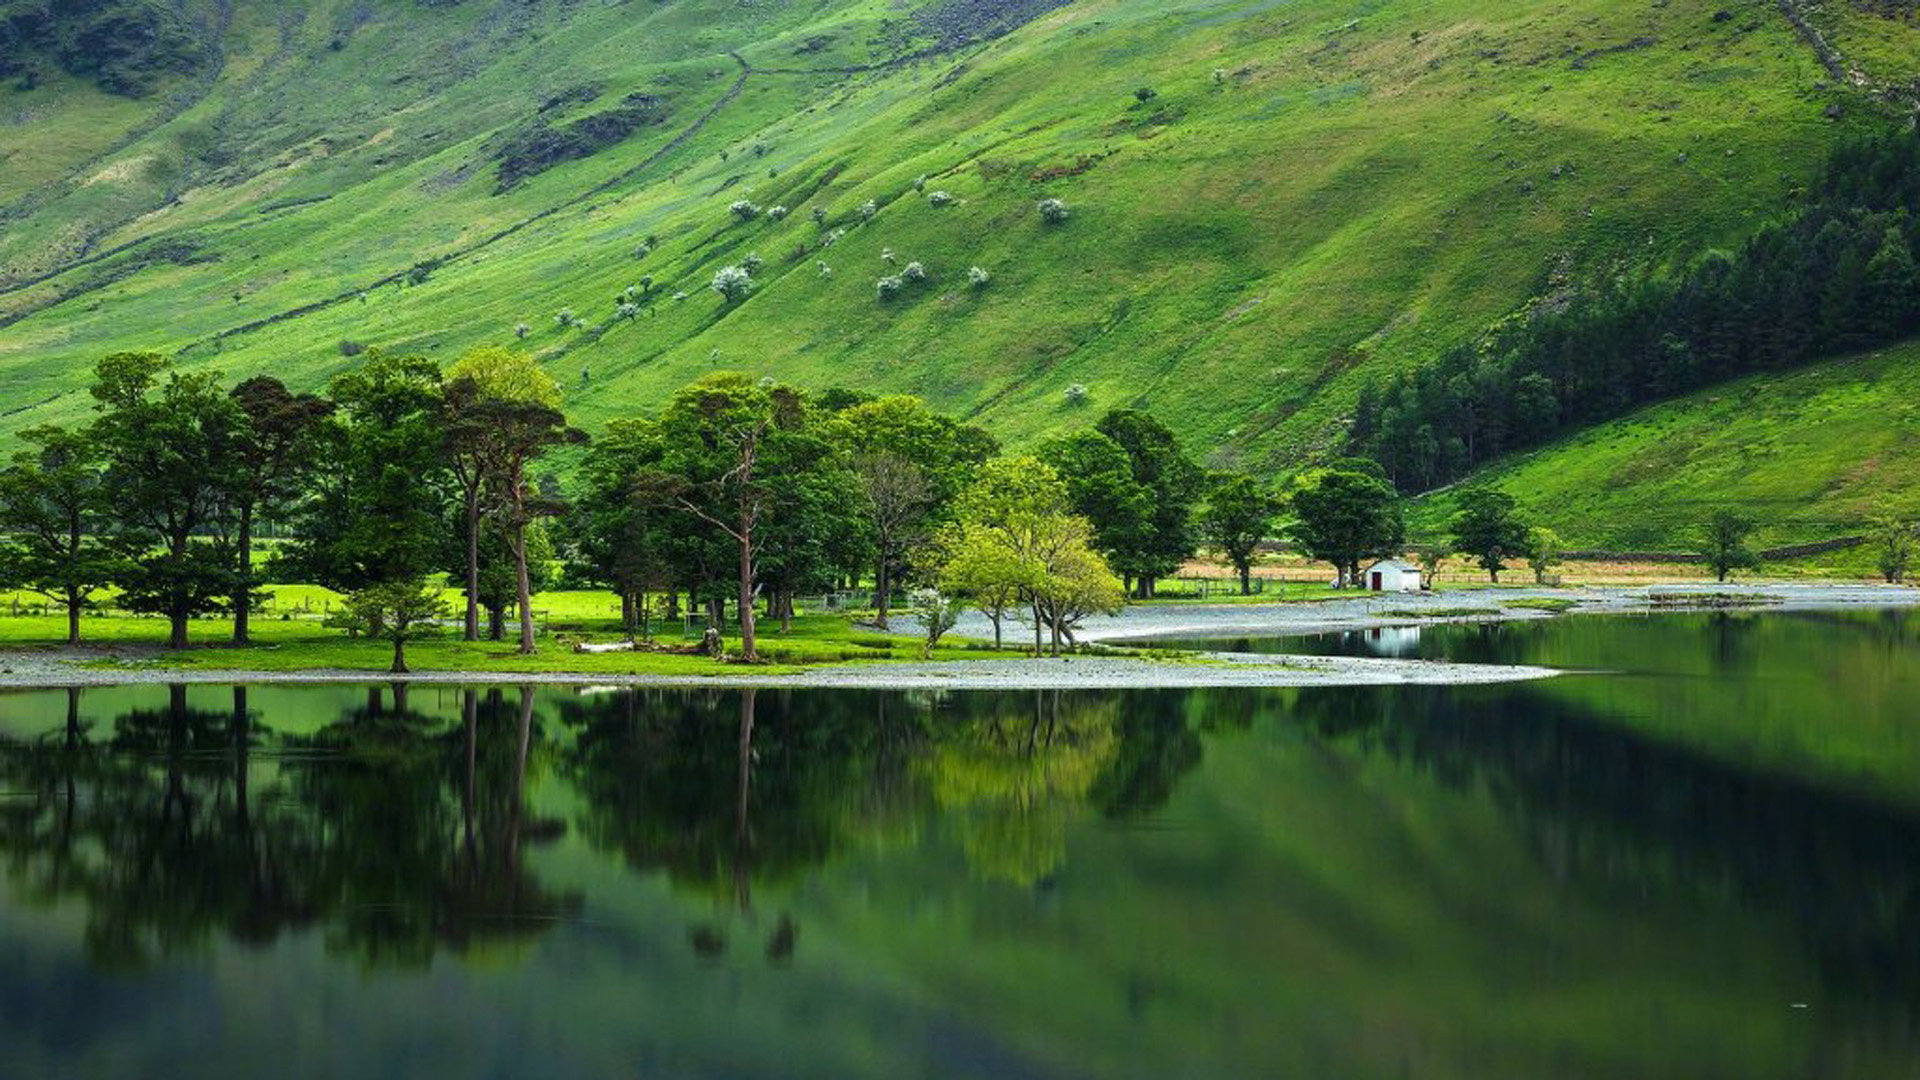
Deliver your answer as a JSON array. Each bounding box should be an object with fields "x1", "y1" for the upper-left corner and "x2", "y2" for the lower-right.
[{"x1": 1371, "y1": 572, "x2": 1382, "y2": 591}]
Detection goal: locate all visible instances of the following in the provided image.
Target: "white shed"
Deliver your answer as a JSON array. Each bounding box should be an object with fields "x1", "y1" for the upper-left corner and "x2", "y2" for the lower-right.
[{"x1": 1364, "y1": 559, "x2": 1423, "y2": 593}]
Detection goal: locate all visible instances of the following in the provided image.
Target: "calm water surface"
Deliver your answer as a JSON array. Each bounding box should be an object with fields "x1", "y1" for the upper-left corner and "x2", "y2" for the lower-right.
[{"x1": 2, "y1": 609, "x2": 1918, "y2": 1078}]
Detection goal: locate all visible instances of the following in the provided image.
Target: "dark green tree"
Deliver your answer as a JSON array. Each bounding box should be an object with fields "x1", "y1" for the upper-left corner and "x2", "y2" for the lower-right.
[
  {"x1": 1700, "y1": 510, "x2": 1760, "y2": 583},
  {"x1": 1289, "y1": 469, "x2": 1405, "y2": 587},
  {"x1": 0, "y1": 425, "x2": 118, "y2": 643},
  {"x1": 1092, "y1": 410, "x2": 1201, "y2": 597},
  {"x1": 569, "y1": 418, "x2": 670, "y2": 636},
  {"x1": 90, "y1": 352, "x2": 243, "y2": 648},
  {"x1": 226, "y1": 376, "x2": 332, "y2": 644},
  {"x1": 1039, "y1": 429, "x2": 1153, "y2": 594},
  {"x1": 1200, "y1": 472, "x2": 1280, "y2": 595},
  {"x1": 284, "y1": 350, "x2": 449, "y2": 594},
  {"x1": 1449, "y1": 488, "x2": 1529, "y2": 583}
]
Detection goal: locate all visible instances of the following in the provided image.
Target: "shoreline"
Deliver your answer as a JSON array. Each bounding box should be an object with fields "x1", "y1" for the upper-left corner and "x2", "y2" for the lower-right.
[{"x1": 0, "y1": 582, "x2": 1912, "y2": 691}]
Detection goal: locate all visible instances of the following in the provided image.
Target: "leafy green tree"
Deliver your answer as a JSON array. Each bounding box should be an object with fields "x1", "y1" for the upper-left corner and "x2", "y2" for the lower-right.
[
  {"x1": 948, "y1": 456, "x2": 1122, "y2": 655},
  {"x1": 642, "y1": 374, "x2": 817, "y2": 662},
  {"x1": 284, "y1": 350, "x2": 449, "y2": 594},
  {"x1": 1864, "y1": 225, "x2": 1918, "y2": 340},
  {"x1": 342, "y1": 579, "x2": 447, "y2": 673},
  {"x1": 828, "y1": 394, "x2": 996, "y2": 627},
  {"x1": 444, "y1": 347, "x2": 563, "y2": 641},
  {"x1": 448, "y1": 515, "x2": 555, "y2": 640},
  {"x1": 1200, "y1": 472, "x2": 1280, "y2": 595},
  {"x1": 1700, "y1": 510, "x2": 1759, "y2": 583},
  {"x1": 467, "y1": 396, "x2": 583, "y2": 654},
  {"x1": 1416, "y1": 543, "x2": 1451, "y2": 590},
  {"x1": 938, "y1": 523, "x2": 1030, "y2": 650},
  {"x1": 1094, "y1": 410, "x2": 1201, "y2": 597},
  {"x1": 1289, "y1": 469, "x2": 1405, "y2": 587},
  {"x1": 1872, "y1": 511, "x2": 1915, "y2": 584},
  {"x1": 1040, "y1": 430, "x2": 1152, "y2": 594},
  {"x1": 90, "y1": 352, "x2": 244, "y2": 648},
  {"x1": 1450, "y1": 488, "x2": 1529, "y2": 583},
  {"x1": 911, "y1": 588, "x2": 963, "y2": 659},
  {"x1": 1526, "y1": 526, "x2": 1563, "y2": 585},
  {"x1": 227, "y1": 376, "x2": 332, "y2": 644},
  {"x1": 0, "y1": 425, "x2": 117, "y2": 643},
  {"x1": 569, "y1": 418, "x2": 670, "y2": 636}
]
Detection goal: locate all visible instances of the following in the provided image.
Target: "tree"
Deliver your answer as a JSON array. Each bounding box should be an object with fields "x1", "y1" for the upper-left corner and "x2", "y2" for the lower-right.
[
  {"x1": 570, "y1": 418, "x2": 670, "y2": 637},
  {"x1": 829, "y1": 395, "x2": 995, "y2": 627},
  {"x1": 1864, "y1": 226, "x2": 1918, "y2": 341},
  {"x1": 643, "y1": 374, "x2": 810, "y2": 662},
  {"x1": 1526, "y1": 526, "x2": 1563, "y2": 585},
  {"x1": 1040, "y1": 430, "x2": 1152, "y2": 593},
  {"x1": 938, "y1": 522, "x2": 1029, "y2": 651},
  {"x1": 285, "y1": 350, "x2": 449, "y2": 595},
  {"x1": 343, "y1": 579, "x2": 447, "y2": 674},
  {"x1": 90, "y1": 352, "x2": 244, "y2": 648},
  {"x1": 227, "y1": 376, "x2": 332, "y2": 644},
  {"x1": 444, "y1": 348, "x2": 562, "y2": 641},
  {"x1": 1289, "y1": 469, "x2": 1405, "y2": 587},
  {"x1": 1872, "y1": 511, "x2": 1915, "y2": 584},
  {"x1": 460, "y1": 395, "x2": 581, "y2": 654},
  {"x1": 0, "y1": 425, "x2": 117, "y2": 643},
  {"x1": 911, "y1": 588, "x2": 963, "y2": 659},
  {"x1": 1092, "y1": 410, "x2": 1201, "y2": 597},
  {"x1": 1699, "y1": 511, "x2": 1759, "y2": 583},
  {"x1": 948, "y1": 456, "x2": 1123, "y2": 655},
  {"x1": 448, "y1": 514, "x2": 555, "y2": 640},
  {"x1": 1416, "y1": 543, "x2": 1451, "y2": 591},
  {"x1": 1200, "y1": 472, "x2": 1279, "y2": 595},
  {"x1": 1450, "y1": 488, "x2": 1529, "y2": 583}
]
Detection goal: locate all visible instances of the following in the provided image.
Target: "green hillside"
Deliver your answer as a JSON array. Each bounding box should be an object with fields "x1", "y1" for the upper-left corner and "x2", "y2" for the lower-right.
[
  {"x1": 1410, "y1": 338, "x2": 1920, "y2": 550},
  {"x1": 4, "y1": 0, "x2": 1917, "y2": 470}
]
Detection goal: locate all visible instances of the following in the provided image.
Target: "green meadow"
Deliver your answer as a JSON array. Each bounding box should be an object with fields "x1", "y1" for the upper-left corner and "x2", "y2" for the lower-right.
[{"x1": 7, "y1": 0, "x2": 1916, "y2": 483}]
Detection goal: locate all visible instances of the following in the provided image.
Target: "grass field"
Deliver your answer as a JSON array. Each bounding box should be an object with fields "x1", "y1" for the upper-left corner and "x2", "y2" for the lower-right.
[
  {"x1": 1411, "y1": 339, "x2": 1920, "y2": 553},
  {"x1": 5, "y1": 0, "x2": 1915, "y2": 478}
]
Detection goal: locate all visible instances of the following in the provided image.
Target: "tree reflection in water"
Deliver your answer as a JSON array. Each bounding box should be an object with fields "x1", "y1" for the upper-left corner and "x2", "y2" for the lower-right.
[{"x1": 0, "y1": 683, "x2": 580, "y2": 970}]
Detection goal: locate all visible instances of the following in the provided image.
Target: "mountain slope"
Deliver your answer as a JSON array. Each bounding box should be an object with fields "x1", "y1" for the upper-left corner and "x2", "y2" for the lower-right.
[
  {"x1": 1408, "y1": 338, "x2": 1920, "y2": 551},
  {"x1": 2, "y1": 0, "x2": 1916, "y2": 469}
]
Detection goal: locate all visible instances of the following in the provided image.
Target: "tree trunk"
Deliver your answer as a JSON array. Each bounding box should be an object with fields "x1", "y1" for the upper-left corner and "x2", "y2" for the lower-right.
[
  {"x1": 638, "y1": 590, "x2": 650, "y2": 640},
  {"x1": 1031, "y1": 597, "x2": 1043, "y2": 657},
  {"x1": 510, "y1": 524, "x2": 536, "y2": 654},
  {"x1": 990, "y1": 609, "x2": 1003, "y2": 650},
  {"x1": 463, "y1": 487, "x2": 481, "y2": 641},
  {"x1": 66, "y1": 589, "x2": 81, "y2": 646},
  {"x1": 737, "y1": 523, "x2": 758, "y2": 662},
  {"x1": 621, "y1": 592, "x2": 635, "y2": 638},
  {"x1": 233, "y1": 502, "x2": 253, "y2": 645},
  {"x1": 1239, "y1": 564, "x2": 1252, "y2": 595},
  {"x1": 170, "y1": 610, "x2": 190, "y2": 649},
  {"x1": 391, "y1": 637, "x2": 408, "y2": 674},
  {"x1": 488, "y1": 604, "x2": 505, "y2": 641},
  {"x1": 874, "y1": 558, "x2": 890, "y2": 630}
]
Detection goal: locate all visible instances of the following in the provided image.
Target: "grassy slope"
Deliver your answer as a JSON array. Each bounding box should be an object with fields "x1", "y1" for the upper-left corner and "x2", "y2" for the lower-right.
[
  {"x1": 4, "y1": 0, "x2": 1912, "y2": 473},
  {"x1": 1410, "y1": 339, "x2": 1920, "y2": 551}
]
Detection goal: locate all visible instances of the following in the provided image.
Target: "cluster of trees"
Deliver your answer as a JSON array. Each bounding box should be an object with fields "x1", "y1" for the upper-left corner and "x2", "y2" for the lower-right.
[
  {"x1": 1353, "y1": 128, "x2": 1920, "y2": 491},
  {"x1": 0, "y1": 348, "x2": 578, "y2": 669}
]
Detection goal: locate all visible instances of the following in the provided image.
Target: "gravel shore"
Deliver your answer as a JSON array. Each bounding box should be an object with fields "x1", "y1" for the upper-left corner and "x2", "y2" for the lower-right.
[{"x1": 0, "y1": 582, "x2": 1910, "y2": 692}]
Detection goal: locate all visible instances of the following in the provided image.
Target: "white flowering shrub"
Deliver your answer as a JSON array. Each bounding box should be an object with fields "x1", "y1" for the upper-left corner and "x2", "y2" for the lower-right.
[
  {"x1": 1039, "y1": 198, "x2": 1069, "y2": 224},
  {"x1": 927, "y1": 190, "x2": 954, "y2": 207},
  {"x1": 768, "y1": 205, "x2": 788, "y2": 220},
  {"x1": 729, "y1": 199, "x2": 761, "y2": 221},
  {"x1": 902, "y1": 261, "x2": 927, "y2": 282},
  {"x1": 967, "y1": 266, "x2": 990, "y2": 288},
  {"x1": 1065, "y1": 383, "x2": 1089, "y2": 405},
  {"x1": 711, "y1": 265, "x2": 754, "y2": 302},
  {"x1": 875, "y1": 275, "x2": 904, "y2": 301}
]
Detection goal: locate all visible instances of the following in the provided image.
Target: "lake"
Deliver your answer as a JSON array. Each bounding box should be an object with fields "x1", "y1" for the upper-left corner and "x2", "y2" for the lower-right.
[{"x1": 1, "y1": 609, "x2": 1917, "y2": 1078}]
